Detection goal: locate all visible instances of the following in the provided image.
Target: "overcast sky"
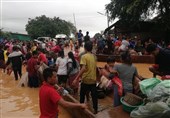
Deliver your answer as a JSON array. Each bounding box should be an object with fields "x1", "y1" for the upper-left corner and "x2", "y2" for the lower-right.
[{"x1": 1, "y1": 0, "x2": 111, "y2": 37}]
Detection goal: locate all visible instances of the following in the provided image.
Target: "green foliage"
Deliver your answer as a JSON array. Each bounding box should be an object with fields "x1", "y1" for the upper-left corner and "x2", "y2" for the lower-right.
[
  {"x1": 94, "y1": 33, "x2": 102, "y2": 39},
  {"x1": 106, "y1": 0, "x2": 170, "y2": 30},
  {"x1": 0, "y1": 30, "x2": 11, "y2": 39},
  {"x1": 25, "y1": 15, "x2": 76, "y2": 39}
]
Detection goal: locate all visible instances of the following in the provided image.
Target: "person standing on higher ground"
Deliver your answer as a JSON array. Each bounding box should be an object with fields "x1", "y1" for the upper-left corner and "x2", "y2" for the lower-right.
[
  {"x1": 84, "y1": 31, "x2": 90, "y2": 43},
  {"x1": 77, "y1": 29, "x2": 83, "y2": 47}
]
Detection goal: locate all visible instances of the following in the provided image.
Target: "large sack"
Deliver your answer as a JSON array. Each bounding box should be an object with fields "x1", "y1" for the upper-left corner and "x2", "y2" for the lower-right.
[
  {"x1": 38, "y1": 63, "x2": 48, "y2": 74},
  {"x1": 131, "y1": 102, "x2": 170, "y2": 118},
  {"x1": 99, "y1": 75, "x2": 112, "y2": 89},
  {"x1": 139, "y1": 78, "x2": 161, "y2": 95},
  {"x1": 18, "y1": 72, "x2": 28, "y2": 87}
]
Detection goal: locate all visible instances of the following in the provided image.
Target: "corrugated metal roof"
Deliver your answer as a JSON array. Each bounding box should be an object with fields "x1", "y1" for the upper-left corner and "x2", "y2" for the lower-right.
[{"x1": 10, "y1": 33, "x2": 31, "y2": 41}]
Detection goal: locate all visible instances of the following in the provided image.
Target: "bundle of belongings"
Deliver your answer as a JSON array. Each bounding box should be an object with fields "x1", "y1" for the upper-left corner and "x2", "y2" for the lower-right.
[
  {"x1": 130, "y1": 78, "x2": 170, "y2": 118},
  {"x1": 18, "y1": 63, "x2": 48, "y2": 87},
  {"x1": 17, "y1": 72, "x2": 28, "y2": 87},
  {"x1": 97, "y1": 75, "x2": 112, "y2": 99},
  {"x1": 97, "y1": 74, "x2": 123, "y2": 99},
  {"x1": 38, "y1": 63, "x2": 49, "y2": 74}
]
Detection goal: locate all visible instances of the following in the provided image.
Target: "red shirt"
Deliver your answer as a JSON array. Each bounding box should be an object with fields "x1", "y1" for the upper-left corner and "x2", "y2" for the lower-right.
[
  {"x1": 27, "y1": 57, "x2": 38, "y2": 76},
  {"x1": 114, "y1": 40, "x2": 121, "y2": 47},
  {"x1": 51, "y1": 45, "x2": 61, "y2": 53},
  {"x1": 38, "y1": 52, "x2": 48, "y2": 64},
  {"x1": 39, "y1": 82, "x2": 61, "y2": 118}
]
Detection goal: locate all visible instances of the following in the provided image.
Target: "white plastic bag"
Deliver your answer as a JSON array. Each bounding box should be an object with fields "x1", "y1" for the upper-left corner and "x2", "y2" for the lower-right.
[
  {"x1": 18, "y1": 72, "x2": 28, "y2": 87},
  {"x1": 38, "y1": 63, "x2": 48, "y2": 74},
  {"x1": 99, "y1": 75, "x2": 112, "y2": 89}
]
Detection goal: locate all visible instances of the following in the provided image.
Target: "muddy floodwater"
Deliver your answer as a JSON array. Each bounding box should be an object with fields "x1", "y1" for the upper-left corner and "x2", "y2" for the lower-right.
[{"x1": 0, "y1": 63, "x2": 153, "y2": 118}]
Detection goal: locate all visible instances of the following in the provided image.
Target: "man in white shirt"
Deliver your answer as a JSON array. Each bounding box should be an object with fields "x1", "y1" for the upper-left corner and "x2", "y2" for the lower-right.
[{"x1": 118, "y1": 39, "x2": 130, "y2": 52}]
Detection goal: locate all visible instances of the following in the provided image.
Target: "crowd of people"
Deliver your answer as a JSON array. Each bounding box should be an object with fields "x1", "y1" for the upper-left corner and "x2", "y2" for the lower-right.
[
  {"x1": 95, "y1": 35, "x2": 169, "y2": 56},
  {"x1": 0, "y1": 31, "x2": 170, "y2": 117}
]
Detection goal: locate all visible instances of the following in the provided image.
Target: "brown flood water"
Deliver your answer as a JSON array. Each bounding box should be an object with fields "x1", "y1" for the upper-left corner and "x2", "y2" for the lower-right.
[{"x1": 0, "y1": 62, "x2": 153, "y2": 118}]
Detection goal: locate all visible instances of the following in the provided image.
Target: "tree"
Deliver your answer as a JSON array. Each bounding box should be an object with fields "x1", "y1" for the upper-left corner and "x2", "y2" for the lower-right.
[
  {"x1": 0, "y1": 30, "x2": 11, "y2": 39},
  {"x1": 93, "y1": 33, "x2": 102, "y2": 40},
  {"x1": 106, "y1": 0, "x2": 170, "y2": 30},
  {"x1": 25, "y1": 15, "x2": 76, "y2": 39}
]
